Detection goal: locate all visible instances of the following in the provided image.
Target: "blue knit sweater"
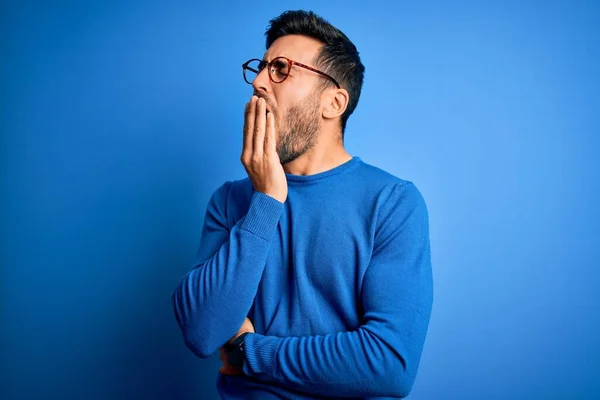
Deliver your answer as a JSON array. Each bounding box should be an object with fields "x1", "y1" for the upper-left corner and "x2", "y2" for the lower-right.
[{"x1": 172, "y1": 156, "x2": 433, "y2": 399}]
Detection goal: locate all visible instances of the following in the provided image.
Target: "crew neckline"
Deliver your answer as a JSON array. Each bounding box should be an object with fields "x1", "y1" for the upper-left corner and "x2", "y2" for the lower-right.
[{"x1": 285, "y1": 156, "x2": 361, "y2": 184}]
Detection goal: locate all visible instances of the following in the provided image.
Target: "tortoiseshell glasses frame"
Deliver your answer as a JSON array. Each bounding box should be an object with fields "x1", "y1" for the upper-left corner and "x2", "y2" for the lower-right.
[{"x1": 242, "y1": 56, "x2": 341, "y2": 89}]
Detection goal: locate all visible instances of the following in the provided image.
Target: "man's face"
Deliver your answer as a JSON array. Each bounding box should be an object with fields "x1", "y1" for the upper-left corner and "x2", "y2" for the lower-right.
[{"x1": 252, "y1": 35, "x2": 324, "y2": 164}]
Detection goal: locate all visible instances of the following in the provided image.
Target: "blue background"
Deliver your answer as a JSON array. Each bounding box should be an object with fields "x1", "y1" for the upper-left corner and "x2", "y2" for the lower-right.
[{"x1": 2, "y1": 1, "x2": 599, "y2": 398}]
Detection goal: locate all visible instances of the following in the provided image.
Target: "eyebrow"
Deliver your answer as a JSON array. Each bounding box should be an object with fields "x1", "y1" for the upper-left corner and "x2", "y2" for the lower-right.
[{"x1": 263, "y1": 55, "x2": 292, "y2": 62}]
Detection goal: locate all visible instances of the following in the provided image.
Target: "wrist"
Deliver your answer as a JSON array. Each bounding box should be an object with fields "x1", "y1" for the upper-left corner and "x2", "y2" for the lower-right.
[
  {"x1": 226, "y1": 331, "x2": 250, "y2": 348},
  {"x1": 225, "y1": 332, "x2": 251, "y2": 370}
]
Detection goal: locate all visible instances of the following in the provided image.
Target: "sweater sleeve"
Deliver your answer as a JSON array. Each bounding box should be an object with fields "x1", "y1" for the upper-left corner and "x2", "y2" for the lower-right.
[
  {"x1": 241, "y1": 183, "x2": 434, "y2": 398},
  {"x1": 172, "y1": 182, "x2": 284, "y2": 358}
]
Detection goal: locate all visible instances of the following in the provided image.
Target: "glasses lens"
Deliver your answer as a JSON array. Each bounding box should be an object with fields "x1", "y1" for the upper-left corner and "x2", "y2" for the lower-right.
[
  {"x1": 243, "y1": 59, "x2": 262, "y2": 84},
  {"x1": 269, "y1": 58, "x2": 290, "y2": 83}
]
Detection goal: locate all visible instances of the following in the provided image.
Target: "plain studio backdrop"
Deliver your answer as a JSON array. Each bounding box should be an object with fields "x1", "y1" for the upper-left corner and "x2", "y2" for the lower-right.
[{"x1": 2, "y1": 1, "x2": 599, "y2": 399}]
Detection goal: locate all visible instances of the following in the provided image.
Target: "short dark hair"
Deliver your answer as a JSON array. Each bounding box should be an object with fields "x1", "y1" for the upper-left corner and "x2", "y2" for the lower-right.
[{"x1": 265, "y1": 10, "x2": 365, "y2": 135}]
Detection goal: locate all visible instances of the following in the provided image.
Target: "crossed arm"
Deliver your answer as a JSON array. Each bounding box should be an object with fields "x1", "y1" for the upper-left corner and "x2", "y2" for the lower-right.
[{"x1": 172, "y1": 181, "x2": 433, "y2": 398}]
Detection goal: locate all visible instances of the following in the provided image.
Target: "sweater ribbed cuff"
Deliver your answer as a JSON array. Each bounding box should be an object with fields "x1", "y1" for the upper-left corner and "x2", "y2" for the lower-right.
[
  {"x1": 242, "y1": 333, "x2": 282, "y2": 380},
  {"x1": 241, "y1": 191, "x2": 284, "y2": 241}
]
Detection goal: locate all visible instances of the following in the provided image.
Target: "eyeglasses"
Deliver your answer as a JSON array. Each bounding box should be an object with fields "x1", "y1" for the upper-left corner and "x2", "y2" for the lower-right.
[{"x1": 242, "y1": 56, "x2": 340, "y2": 89}]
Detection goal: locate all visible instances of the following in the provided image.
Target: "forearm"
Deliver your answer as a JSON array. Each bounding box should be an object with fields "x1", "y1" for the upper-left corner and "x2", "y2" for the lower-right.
[
  {"x1": 172, "y1": 191, "x2": 283, "y2": 358},
  {"x1": 242, "y1": 326, "x2": 421, "y2": 398}
]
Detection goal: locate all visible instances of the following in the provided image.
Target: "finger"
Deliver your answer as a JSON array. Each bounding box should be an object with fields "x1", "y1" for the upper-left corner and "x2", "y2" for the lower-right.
[
  {"x1": 243, "y1": 96, "x2": 257, "y2": 157},
  {"x1": 219, "y1": 365, "x2": 231, "y2": 375},
  {"x1": 253, "y1": 98, "x2": 267, "y2": 158},
  {"x1": 264, "y1": 110, "x2": 277, "y2": 155},
  {"x1": 219, "y1": 364, "x2": 241, "y2": 376},
  {"x1": 242, "y1": 101, "x2": 251, "y2": 154},
  {"x1": 243, "y1": 96, "x2": 257, "y2": 154}
]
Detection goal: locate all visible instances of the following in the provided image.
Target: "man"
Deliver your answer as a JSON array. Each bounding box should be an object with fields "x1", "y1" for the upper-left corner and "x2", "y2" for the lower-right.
[{"x1": 172, "y1": 10, "x2": 433, "y2": 399}]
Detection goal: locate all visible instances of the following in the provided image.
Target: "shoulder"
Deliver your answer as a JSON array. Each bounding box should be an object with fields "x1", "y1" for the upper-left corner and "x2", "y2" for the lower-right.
[
  {"x1": 356, "y1": 159, "x2": 410, "y2": 187},
  {"x1": 205, "y1": 177, "x2": 254, "y2": 225},
  {"x1": 355, "y1": 158, "x2": 427, "y2": 207},
  {"x1": 352, "y1": 159, "x2": 428, "y2": 234},
  {"x1": 210, "y1": 177, "x2": 253, "y2": 201},
  {"x1": 359, "y1": 161, "x2": 423, "y2": 203}
]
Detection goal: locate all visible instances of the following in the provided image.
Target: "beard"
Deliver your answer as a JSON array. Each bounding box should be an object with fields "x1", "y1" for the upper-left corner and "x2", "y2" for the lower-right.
[{"x1": 274, "y1": 92, "x2": 321, "y2": 165}]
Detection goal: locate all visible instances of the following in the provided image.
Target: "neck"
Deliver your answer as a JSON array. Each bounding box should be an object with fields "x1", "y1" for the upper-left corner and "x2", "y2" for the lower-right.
[{"x1": 282, "y1": 132, "x2": 352, "y2": 176}]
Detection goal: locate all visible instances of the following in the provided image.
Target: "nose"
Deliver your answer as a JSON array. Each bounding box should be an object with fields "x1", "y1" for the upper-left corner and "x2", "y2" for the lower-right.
[{"x1": 252, "y1": 65, "x2": 271, "y2": 94}]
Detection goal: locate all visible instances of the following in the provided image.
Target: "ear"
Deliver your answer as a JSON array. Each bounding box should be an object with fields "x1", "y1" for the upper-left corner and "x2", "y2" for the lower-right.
[{"x1": 322, "y1": 87, "x2": 349, "y2": 121}]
